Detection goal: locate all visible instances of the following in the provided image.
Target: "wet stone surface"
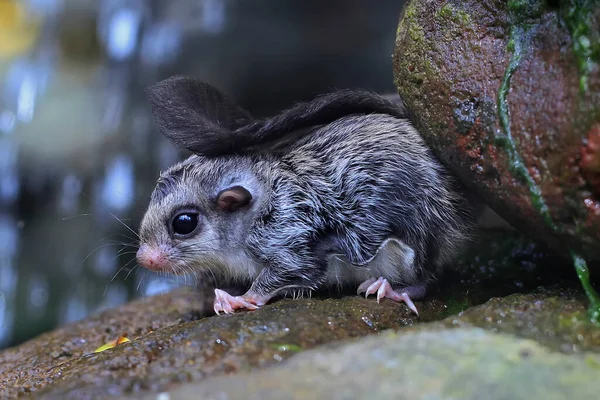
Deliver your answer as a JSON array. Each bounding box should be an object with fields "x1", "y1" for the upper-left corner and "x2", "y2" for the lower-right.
[
  {"x1": 433, "y1": 286, "x2": 600, "y2": 354},
  {"x1": 4, "y1": 280, "x2": 598, "y2": 400},
  {"x1": 149, "y1": 328, "x2": 600, "y2": 400},
  {"x1": 0, "y1": 287, "x2": 212, "y2": 399},
  {"x1": 1, "y1": 228, "x2": 596, "y2": 399},
  {"x1": 21, "y1": 296, "x2": 435, "y2": 400}
]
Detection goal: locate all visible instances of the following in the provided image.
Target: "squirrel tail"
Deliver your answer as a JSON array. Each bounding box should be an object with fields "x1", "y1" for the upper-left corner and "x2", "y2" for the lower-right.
[{"x1": 148, "y1": 76, "x2": 410, "y2": 157}]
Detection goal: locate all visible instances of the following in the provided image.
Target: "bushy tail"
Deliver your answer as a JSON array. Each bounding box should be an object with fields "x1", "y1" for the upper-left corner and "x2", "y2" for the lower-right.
[{"x1": 147, "y1": 76, "x2": 410, "y2": 157}]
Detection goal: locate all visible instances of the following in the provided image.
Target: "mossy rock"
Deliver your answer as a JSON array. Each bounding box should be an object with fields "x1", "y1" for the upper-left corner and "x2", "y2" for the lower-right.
[
  {"x1": 141, "y1": 328, "x2": 600, "y2": 400},
  {"x1": 393, "y1": 0, "x2": 600, "y2": 261}
]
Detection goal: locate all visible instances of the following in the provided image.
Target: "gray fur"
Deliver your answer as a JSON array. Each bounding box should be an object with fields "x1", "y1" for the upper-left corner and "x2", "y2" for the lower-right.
[{"x1": 138, "y1": 78, "x2": 472, "y2": 300}]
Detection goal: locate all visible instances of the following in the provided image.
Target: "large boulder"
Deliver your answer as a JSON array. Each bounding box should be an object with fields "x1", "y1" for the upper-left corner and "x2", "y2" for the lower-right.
[
  {"x1": 145, "y1": 328, "x2": 600, "y2": 400},
  {"x1": 393, "y1": 0, "x2": 600, "y2": 261},
  {"x1": 10, "y1": 286, "x2": 600, "y2": 400}
]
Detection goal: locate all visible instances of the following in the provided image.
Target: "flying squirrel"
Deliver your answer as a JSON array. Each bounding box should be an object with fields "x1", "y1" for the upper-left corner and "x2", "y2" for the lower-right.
[{"x1": 136, "y1": 76, "x2": 473, "y2": 315}]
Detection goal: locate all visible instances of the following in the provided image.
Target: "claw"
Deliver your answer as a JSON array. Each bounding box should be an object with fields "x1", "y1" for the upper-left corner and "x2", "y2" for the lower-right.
[
  {"x1": 399, "y1": 293, "x2": 418, "y2": 316},
  {"x1": 376, "y1": 280, "x2": 390, "y2": 303},
  {"x1": 357, "y1": 277, "x2": 377, "y2": 295},
  {"x1": 356, "y1": 276, "x2": 420, "y2": 316},
  {"x1": 365, "y1": 277, "x2": 384, "y2": 298}
]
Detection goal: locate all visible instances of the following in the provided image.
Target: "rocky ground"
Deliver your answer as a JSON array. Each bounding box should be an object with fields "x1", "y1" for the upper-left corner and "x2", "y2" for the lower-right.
[
  {"x1": 148, "y1": 328, "x2": 600, "y2": 400},
  {"x1": 0, "y1": 227, "x2": 598, "y2": 399}
]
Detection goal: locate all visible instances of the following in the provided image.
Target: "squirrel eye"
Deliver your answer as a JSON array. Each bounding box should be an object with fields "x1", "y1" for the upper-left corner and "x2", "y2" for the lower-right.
[{"x1": 172, "y1": 213, "x2": 199, "y2": 236}]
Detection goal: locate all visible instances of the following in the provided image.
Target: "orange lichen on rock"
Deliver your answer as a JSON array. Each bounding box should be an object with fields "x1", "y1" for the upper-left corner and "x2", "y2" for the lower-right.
[
  {"x1": 581, "y1": 124, "x2": 600, "y2": 195},
  {"x1": 581, "y1": 124, "x2": 600, "y2": 173}
]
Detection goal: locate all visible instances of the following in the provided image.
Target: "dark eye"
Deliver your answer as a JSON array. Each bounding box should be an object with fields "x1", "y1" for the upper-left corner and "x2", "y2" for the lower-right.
[{"x1": 171, "y1": 213, "x2": 199, "y2": 236}]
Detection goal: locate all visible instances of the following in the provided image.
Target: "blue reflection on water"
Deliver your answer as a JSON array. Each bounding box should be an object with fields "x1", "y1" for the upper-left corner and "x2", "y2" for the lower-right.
[
  {"x1": 141, "y1": 274, "x2": 180, "y2": 297},
  {"x1": 25, "y1": 0, "x2": 63, "y2": 17},
  {"x1": 140, "y1": 23, "x2": 182, "y2": 66},
  {"x1": 200, "y1": 0, "x2": 225, "y2": 34},
  {"x1": 106, "y1": 9, "x2": 141, "y2": 61},
  {"x1": 98, "y1": 0, "x2": 146, "y2": 62},
  {"x1": 0, "y1": 213, "x2": 19, "y2": 347},
  {"x1": 0, "y1": 140, "x2": 20, "y2": 204},
  {"x1": 93, "y1": 245, "x2": 119, "y2": 278},
  {"x1": 5, "y1": 60, "x2": 51, "y2": 124},
  {"x1": 59, "y1": 175, "x2": 83, "y2": 215},
  {"x1": 61, "y1": 290, "x2": 89, "y2": 324},
  {"x1": 0, "y1": 111, "x2": 16, "y2": 134},
  {"x1": 26, "y1": 273, "x2": 50, "y2": 317},
  {"x1": 97, "y1": 282, "x2": 128, "y2": 312},
  {"x1": 100, "y1": 155, "x2": 134, "y2": 212}
]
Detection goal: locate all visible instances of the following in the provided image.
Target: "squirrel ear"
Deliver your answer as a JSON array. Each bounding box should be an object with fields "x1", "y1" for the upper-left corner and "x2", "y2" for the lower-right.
[
  {"x1": 216, "y1": 186, "x2": 252, "y2": 212},
  {"x1": 147, "y1": 76, "x2": 254, "y2": 153}
]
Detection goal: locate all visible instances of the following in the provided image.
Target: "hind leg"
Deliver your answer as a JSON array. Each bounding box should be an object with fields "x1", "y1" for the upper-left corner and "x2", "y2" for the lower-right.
[{"x1": 357, "y1": 277, "x2": 426, "y2": 316}]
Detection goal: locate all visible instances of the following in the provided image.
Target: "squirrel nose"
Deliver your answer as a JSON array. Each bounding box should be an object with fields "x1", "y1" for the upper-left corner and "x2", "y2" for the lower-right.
[{"x1": 136, "y1": 244, "x2": 170, "y2": 272}]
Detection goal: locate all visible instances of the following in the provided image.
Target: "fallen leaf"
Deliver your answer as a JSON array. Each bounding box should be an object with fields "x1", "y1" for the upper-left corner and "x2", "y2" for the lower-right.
[{"x1": 94, "y1": 336, "x2": 131, "y2": 353}]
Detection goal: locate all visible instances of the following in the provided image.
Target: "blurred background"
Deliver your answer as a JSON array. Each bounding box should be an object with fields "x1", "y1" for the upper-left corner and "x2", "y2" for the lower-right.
[{"x1": 0, "y1": 0, "x2": 405, "y2": 349}]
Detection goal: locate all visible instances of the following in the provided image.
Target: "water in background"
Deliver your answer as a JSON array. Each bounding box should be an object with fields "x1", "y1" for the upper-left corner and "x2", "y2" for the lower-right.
[{"x1": 0, "y1": 0, "x2": 405, "y2": 349}]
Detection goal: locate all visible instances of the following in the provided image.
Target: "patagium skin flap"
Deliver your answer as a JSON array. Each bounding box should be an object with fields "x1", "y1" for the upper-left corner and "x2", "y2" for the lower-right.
[{"x1": 136, "y1": 76, "x2": 473, "y2": 315}]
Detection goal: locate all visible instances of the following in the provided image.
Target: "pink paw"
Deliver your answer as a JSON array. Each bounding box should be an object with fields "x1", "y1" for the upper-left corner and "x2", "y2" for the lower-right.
[
  {"x1": 213, "y1": 289, "x2": 260, "y2": 315},
  {"x1": 357, "y1": 277, "x2": 419, "y2": 316}
]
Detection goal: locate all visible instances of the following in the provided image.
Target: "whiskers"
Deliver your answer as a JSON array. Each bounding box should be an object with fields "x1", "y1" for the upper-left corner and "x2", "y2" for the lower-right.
[
  {"x1": 69, "y1": 208, "x2": 255, "y2": 299},
  {"x1": 95, "y1": 234, "x2": 141, "y2": 296},
  {"x1": 175, "y1": 263, "x2": 200, "y2": 287},
  {"x1": 104, "y1": 255, "x2": 140, "y2": 297},
  {"x1": 163, "y1": 239, "x2": 259, "y2": 291},
  {"x1": 107, "y1": 210, "x2": 140, "y2": 239},
  {"x1": 65, "y1": 196, "x2": 195, "y2": 299},
  {"x1": 66, "y1": 210, "x2": 145, "y2": 295}
]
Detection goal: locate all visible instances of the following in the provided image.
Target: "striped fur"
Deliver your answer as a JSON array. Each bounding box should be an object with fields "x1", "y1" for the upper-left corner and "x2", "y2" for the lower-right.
[{"x1": 139, "y1": 79, "x2": 473, "y2": 299}]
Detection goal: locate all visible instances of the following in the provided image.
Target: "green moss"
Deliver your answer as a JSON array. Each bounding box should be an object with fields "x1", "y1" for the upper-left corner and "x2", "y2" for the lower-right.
[
  {"x1": 442, "y1": 297, "x2": 471, "y2": 317},
  {"x1": 507, "y1": 0, "x2": 551, "y2": 19},
  {"x1": 438, "y1": 3, "x2": 453, "y2": 18},
  {"x1": 408, "y1": 25, "x2": 425, "y2": 43},
  {"x1": 395, "y1": 1, "x2": 457, "y2": 139},
  {"x1": 497, "y1": 8, "x2": 600, "y2": 325},
  {"x1": 496, "y1": 25, "x2": 557, "y2": 230},
  {"x1": 396, "y1": 1, "x2": 430, "y2": 77},
  {"x1": 507, "y1": 0, "x2": 530, "y2": 13},
  {"x1": 562, "y1": 0, "x2": 600, "y2": 93},
  {"x1": 437, "y1": 3, "x2": 471, "y2": 25},
  {"x1": 403, "y1": 3, "x2": 426, "y2": 44},
  {"x1": 570, "y1": 252, "x2": 600, "y2": 326},
  {"x1": 269, "y1": 343, "x2": 303, "y2": 353},
  {"x1": 497, "y1": 2, "x2": 584, "y2": 232},
  {"x1": 585, "y1": 355, "x2": 600, "y2": 369}
]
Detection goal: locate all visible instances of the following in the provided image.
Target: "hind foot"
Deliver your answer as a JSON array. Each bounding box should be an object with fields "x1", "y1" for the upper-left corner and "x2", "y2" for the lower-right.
[{"x1": 357, "y1": 277, "x2": 424, "y2": 316}]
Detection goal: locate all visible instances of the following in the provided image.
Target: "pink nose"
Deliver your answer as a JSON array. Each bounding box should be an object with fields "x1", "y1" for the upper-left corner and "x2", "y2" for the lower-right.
[{"x1": 136, "y1": 244, "x2": 170, "y2": 272}]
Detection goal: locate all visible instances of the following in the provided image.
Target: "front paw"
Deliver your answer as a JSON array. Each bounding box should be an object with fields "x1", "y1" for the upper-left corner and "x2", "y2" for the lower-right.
[{"x1": 213, "y1": 288, "x2": 262, "y2": 315}]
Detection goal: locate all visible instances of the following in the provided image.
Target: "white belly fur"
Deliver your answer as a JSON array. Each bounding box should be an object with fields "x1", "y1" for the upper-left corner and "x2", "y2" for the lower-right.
[
  {"x1": 324, "y1": 238, "x2": 418, "y2": 287},
  {"x1": 210, "y1": 238, "x2": 418, "y2": 289}
]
